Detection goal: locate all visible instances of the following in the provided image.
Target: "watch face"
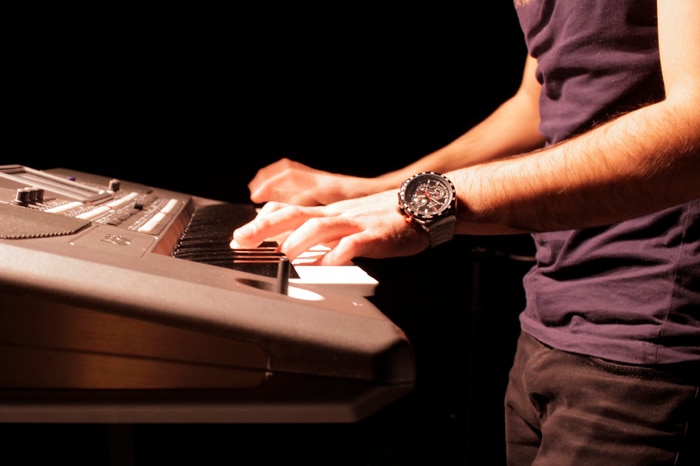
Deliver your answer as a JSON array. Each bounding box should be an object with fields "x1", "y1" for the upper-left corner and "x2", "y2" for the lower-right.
[{"x1": 399, "y1": 172, "x2": 456, "y2": 221}]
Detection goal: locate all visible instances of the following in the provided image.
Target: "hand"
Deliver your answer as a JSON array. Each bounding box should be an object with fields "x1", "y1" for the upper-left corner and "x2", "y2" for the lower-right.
[
  {"x1": 248, "y1": 158, "x2": 377, "y2": 206},
  {"x1": 231, "y1": 191, "x2": 431, "y2": 265}
]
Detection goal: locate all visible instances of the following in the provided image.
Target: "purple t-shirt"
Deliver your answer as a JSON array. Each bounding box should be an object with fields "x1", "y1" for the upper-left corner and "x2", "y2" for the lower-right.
[{"x1": 514, "y1": 0, "x2": 700, "y2": 365}]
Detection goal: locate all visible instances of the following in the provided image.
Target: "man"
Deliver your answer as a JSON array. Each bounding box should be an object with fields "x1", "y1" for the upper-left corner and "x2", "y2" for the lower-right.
[{"x1": 232, "y1": 1, "x2": 699, "y2": 464}]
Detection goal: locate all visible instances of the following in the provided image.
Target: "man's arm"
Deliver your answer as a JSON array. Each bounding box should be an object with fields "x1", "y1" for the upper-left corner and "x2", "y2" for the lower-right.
[
  {"x1": 233, "y1": 0, "x2": 700, "y2": 265},
  {"x1": 373, "y1": 55, "x2": 546, "y2": 188},
  {"x1": 247, "y1": 55, "x2": 546, "y2": 205},
  {"x1": 452, "y1": 0, "x2": 700, "y2": 235}
]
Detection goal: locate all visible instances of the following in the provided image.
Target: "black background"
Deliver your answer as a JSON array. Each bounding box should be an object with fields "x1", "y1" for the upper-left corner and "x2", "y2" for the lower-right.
[
  {"x1": 4, "y1": 2, "x2": 535, "y2": 464},
  {"x1": 12, "y1": 2, "x2": 526, "y2": 204}
]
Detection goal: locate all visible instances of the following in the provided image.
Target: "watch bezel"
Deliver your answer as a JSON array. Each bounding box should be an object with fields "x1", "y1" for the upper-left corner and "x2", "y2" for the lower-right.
[{"x1": 398, "y1": 171, "x2": 456, "y2": 223}]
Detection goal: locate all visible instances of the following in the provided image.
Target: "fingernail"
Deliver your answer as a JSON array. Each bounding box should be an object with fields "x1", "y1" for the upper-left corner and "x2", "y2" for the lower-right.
[
  {"x1": 236, "y1": 224, "x2": 253, "y2": 239},
  {"x1": 231, "y1": 224, "x2": 253, "y2": 248}
]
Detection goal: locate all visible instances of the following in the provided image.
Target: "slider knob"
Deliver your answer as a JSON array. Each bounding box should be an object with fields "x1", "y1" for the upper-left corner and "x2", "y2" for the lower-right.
[
  {"x1": 15, "y1": 187, "x2": 33, "y2": 204},
  {"x1": 33, "y1": 188, "x2": 45, "y2": 203},
  {"x1": 109, "y1": 179, "x2": 121, "y2": 192},
  {"x1": 15, "y1": 187, "x2": 46, "y2": 204}
]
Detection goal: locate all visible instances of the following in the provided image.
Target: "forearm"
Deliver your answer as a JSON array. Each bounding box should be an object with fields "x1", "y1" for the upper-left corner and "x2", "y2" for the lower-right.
[
  {"x1": 372, "y1": 98, "x2": 545, "y2": 193},
  {"x1": 371, "y1": 56, "x2": 546, "y2": 192},
  {"x1": 452, "y1": 98, "x2": 700, "y2": 235}
]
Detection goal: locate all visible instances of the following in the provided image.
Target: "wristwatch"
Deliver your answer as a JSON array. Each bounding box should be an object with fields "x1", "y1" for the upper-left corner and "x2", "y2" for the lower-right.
[{"x1": 398, "y1": 171, "x2": 457, "y2": 247}]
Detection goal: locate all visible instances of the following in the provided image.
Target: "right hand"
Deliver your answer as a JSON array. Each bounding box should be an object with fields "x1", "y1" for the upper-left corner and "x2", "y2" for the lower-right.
[
  {"x1": 248, "y1": 158, "x2": 378, "y2": 206},
  {"x1": 232, "y1": 190, "x2": 431, "y2": 265}
]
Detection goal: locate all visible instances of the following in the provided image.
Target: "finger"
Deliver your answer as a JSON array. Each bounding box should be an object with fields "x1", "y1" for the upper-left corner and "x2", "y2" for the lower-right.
[
  {"x1": 280, "y1": 216, "x2": 363, "y2": 262},
  {"x1": 250, "y1": 162, "x2": 330, "y2": 205},
  {"x1": 250, "y1": 171, "x2": 311, "y2": 204},
  {"x1": 248, "y1": 160, "x2": 285, "y2": 195},
  {"x1": 231, "y1": 204, "x2": 323, "y2": 249},
  {"x1": 232, "y1": 203, "x2": 288, "y2": 247},
  {"x1": 249, "y1": 174, "x2": 286, "y2": 203},
  {"x1": 318, "y1": 215, "x2": 431, "y2": 265},
  {"x1": 287, "y1": 189, "x2": 325, "y2": 207},
  {"x1": 257, "y1": 201, "x2": 289, "y2": 214},
  {"x1": 251, "y1": 158, "x2": 297, "y2": 185},
  {"x1": 317, "y1": 234, "x2": 363, "y2": 266},
  {"x1": 248, "y1": 159, "x2": 296, "y2": 202}
]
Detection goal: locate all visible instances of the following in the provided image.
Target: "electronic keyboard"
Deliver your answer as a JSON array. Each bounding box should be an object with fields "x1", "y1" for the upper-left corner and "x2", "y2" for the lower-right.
[{"x1": 0, "y1": 164, "x2": 414, "y2": 423}]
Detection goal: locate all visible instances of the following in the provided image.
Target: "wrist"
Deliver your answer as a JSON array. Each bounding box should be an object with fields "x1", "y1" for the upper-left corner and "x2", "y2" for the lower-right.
[{"x1": 397, "y1": 172, "x2": 457, "y2": 248}]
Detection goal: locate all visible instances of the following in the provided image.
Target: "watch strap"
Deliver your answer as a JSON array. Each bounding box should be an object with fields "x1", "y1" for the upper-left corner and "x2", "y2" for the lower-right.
[{"x1": 422, "y1": 214, "x2": 456, "y2": 248}]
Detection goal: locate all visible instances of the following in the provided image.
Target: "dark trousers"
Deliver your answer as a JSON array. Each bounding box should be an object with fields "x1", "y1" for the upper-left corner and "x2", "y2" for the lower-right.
[{"x1": 504, "y1": 331, "x2": 700, "y2": 466}]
